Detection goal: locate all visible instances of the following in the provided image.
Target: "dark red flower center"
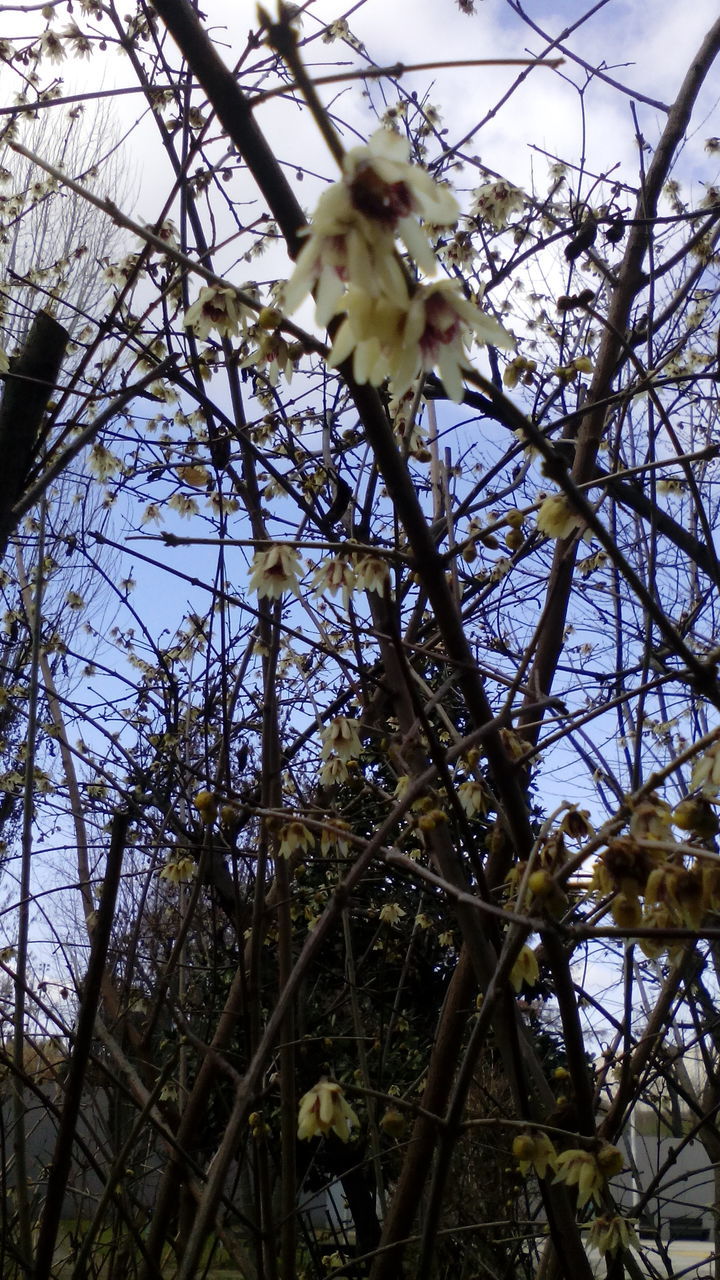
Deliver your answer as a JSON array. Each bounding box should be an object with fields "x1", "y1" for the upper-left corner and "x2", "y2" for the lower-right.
[{"x1": 349, "y1": 165, "x2": 413, "y2": 226}]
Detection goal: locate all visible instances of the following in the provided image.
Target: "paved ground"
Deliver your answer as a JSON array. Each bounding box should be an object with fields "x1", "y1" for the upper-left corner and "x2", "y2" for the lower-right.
[{"x1": 586, "y1": 1239, "x2": 716, "y2": 1277}]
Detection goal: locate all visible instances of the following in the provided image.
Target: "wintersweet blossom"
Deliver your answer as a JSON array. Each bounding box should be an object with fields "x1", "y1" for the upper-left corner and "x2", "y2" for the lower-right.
[
  {"x1": 588, "y1": 1215, "x2": 639, "y2": 1255},
  {"x1": 193, "y1": 790, "x2": 217, "y2": 823},
  {"x1": 160, "y1": 856, "x2": 196, "y2": 883},
  {"x1": 312, "y1": 557, "x2": 356, "y2": 608},
  {"x1": 167, "y1": 494, "x2": 199, "y2": 519},
  {"x1": 321, "y1": 716, "x2": 362, "y2": 762},
  {"x1": 691, "y1": 741, "x2": 720, "y2": 795},
  {"x1": 284, "y1": 128, "x2": 459, "y2": 326},
  {"x1": 343, "y1": 128, "x2": 459, "y2": 274},
  {"x1": 88, "y1": 443, "x2": 122, "y2": 480},
  {"x1": 512, "y1": 1131, "x2": 558, "y2": 1178},
  {"x1": 554, "y1": 1143, "x2": 623, "y2": 1208},
  {"x1": 639, "y1": 901, "x2": 678, "y2": 959},
  {"x1": 283, "y1": 181, "x2": 405, "y2": 326},
  {"x1": 248, "y1": 544, "x2": 301, "y2": 599},
  {"x1": 645, "y1": 864, "x2": 704, "y2": 930},
  {"x1": 503, "y1": 354, "x2": 537, "y2": 389},
  {"x1": 63, "y1": 23, "x2": 93, "y2": 57},
  {"x1": 379, "y1": 903, "x2": 406, "y2": 924},
  {"x1": 183, "y1": 285, "x2": 249, "y2": 341},
  {"x1": 297, "y1": 1079, "x2": 358, "y2": 1141},
  {"x1": 320, "y1": 819, "x2": 351, "y2": 856},
  {"x1": 320, "y1": 756, "x2": 350, "y2": 787},
  {"x1": 509, "y1": 945, "x2": 539, "y2": 992},
  {"x1": 328, "y1": 279, "x2": 513, "y2": 402},
  {"x1": 553, "y1": 1150, "x2": 600, "y2": 1207},
  {"x1": 536, "y1": 494, "x2": 585, "y2": 541},
  {"x1": 354, "y1": 554, "x2": 389, "y2": 594},
  {"x1": 457, "y1": 779, "x2": 487, "y2": 817},
  {"x1": 328, "y1": 289, "x2": 408, "y2": 386},
  {"x1": 241, "y1": 329, "x2": 294, "y2": 385},
  {"x1": 610, "y1": 892, "x2": 642, "y2": 929},
  {"x1": 278, "y1": 821, "x2": 315, "y2": 859},
  {"x1": 472, "y1": 180, "x2": 525, "y2": 230},
  {"x1": 39, "y1": 29, "x2": 66, "y2": 63}
]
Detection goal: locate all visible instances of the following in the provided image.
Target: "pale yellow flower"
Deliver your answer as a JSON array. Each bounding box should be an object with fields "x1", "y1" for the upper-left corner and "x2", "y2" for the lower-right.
[
  {"x1": 354, "y1": 553, "x2": 389, "y2": 594},
  {"x1": 503, "y1": 354, "x2": 536, "y2": 388},
  {"x1": 320, "y1": 756, "x2": 350, "y2": 787},
  {"x1": 559, "y1": 807, "x2": 594, "y2": 841},
  {"x1": 628, "y1": 795, "x2": 673, "y2": 842},
  {"x1": 312, "y1": 557, "x2": 356, "y2": 608},
  {"x1": 691, "y1": 741, "x2": 720, "y2": 796},
  {"x1": 329, "y1": 279, "x2": 512, "y2": 403},
  {"x1": 472, "y1": 180, "x2": 524, "y2": 230},
  {"x1": 278, "y1": 821, "x2": 315, "y2": 859},
  {"x1": 587, "y1": 1215, "x2": 639, "y2": 1255},
  {"x1": 320, "y1": 819, "x2": 351, "y2": 856},
  {"x1": 160, "y1": 856, "x2": 196, "y2": 883},
  {"x1": 610, "y1": 892, "x2": 643, "y2": 929},
  {"x1": 512, "y1": 1131, "x2": 558, "y2": 1178},
  {"x1": 379, "y1": 902, "x2": 406, "y2": 925},
  {"x1": 322, "y1": 18, "x2": 350, "y2": 41},
  {"x1": 343, "y1": 127, "x2": 458, "y2": 273},
  {"x1": 536, "y1": 494, "x2": 584, "y2": 541},
  {"x1": 193, "y1": 789, "x2": 217, "y2": 823},
  {"x1": 509, "y1": 945, "x2": 539, "y2": 992},
  {"x1": 184, "y1": 285, "x2": 249, "y2": 341},
  {"x1": 572, "y1": 355, "x2": 594, "y2": 374},
  {"x1": 645, "y1": 864, "x2": 704, "y2": 930},
  {"x1": 241, "y1": 329, "x2": 294, "y2": 386},
  {"x1": 328, "y1": 288, "x2": 408, "y2": 386},
  {"x1": 39, "y1": 29, "x2": 66, "y2": 63},
  {"x1": 248, "y1": 544, "x2": 301, "y2": 599},
  {"x1": 638, "y1": 902, "x2": 677, "y2": 959},
  {"x1": 457, "y1": 779, "x2": 487, "y2": 817},
  {"x1": 554, "y1": 1149, "x2": 600, "y2": 1207},
  {"x1": 554, "y1": 1144, "x2": 623, "y2": 1208},
  {"x1": 297, "y1": 1079, "x2": 358, "y2": 1141},
  {"x1": 63, "y1": 21, "x2": 92, "y2": 57},
  {"x1": 87, "y1": 442, "x2": 122, "y2": 480},
  {"x1": 321, "y1": 716, "x2": 362, "y2": 762},
  {"x1": 167, "y1": 493, "x2": 199, "y2": 519},
  {"x1": 284, "y1": 181, "x2": 404, "y2": 326},
  {"x1": 177, "y1": 464, "x2": 210, "y2": 488}
]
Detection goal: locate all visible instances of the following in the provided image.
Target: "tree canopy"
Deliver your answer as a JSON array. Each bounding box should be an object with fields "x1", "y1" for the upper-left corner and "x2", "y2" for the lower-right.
[{"x1": 1, "y1": 2, "x2": 720, "y2": 1278}]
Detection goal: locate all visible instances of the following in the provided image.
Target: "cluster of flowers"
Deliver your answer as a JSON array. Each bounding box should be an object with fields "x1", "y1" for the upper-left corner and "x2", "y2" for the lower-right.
[
  {"x1": 505, "y1": 742, "x2": 720, "y2": 958},
  {"x1": 248, "y1": 544, "x2": 389, "y2": 604},
  {"x1": 179, "y1": 145, "x2": 530, "y2": 402},
  {"x1": 513, "y1": 1132, "x2": 635, "y2": 1254},
  {"x1": 282, "y1": 128, "x2": 513, "y2": 402},
  {"x1": 319, "y1": 714, "x2": 362, "y2": 786},
  {"x1": 590, "y1": 780, "x2": 720, "y2": 957}
]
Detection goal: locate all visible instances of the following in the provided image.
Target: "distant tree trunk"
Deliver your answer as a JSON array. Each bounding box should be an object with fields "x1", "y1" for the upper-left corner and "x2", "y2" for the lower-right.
[{"x1": 0, "y1": 308, "x2": 68, "y2": 557}]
